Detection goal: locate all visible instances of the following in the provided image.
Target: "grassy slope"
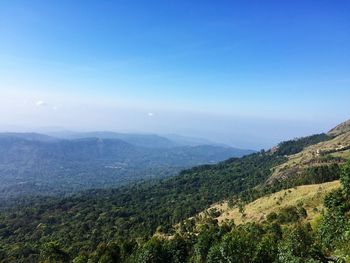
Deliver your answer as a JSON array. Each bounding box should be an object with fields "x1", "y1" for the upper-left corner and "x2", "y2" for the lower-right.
[
  {"x1": 268, "y1": 131, "x2": 350, "y2": 183},
  {"x1": 206, "y1": 180, "x2": 340, "y2": 225},
  {"x1": 328, "y1": 119, "x2": 350, "y2": 137}
]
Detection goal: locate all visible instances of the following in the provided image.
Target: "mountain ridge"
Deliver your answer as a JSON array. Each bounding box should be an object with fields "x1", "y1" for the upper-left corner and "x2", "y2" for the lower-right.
[
  {"x1": 0, "y1": 132, "x2": 253, "y2": 199},
  {"x1": 328, "y1": 119, "x2": 350, "y2": 137}
]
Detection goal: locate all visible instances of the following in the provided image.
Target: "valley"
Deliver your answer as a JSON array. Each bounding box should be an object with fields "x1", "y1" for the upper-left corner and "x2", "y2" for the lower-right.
[
  {"x1": 0, "y1": 120, "x2": 350, "y2": 262},
  {"x1": 0, "y1": 132, "x2": 252, "y2": 200}
]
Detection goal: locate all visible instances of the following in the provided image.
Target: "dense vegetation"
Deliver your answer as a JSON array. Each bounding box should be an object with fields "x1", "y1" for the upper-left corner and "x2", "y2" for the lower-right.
[
  {"x1": 274, "y1": 133, "x2": 331, "y2": 156},
  {"x1": 0, "y1": 132, "x2": 346, "y2": 262},
  {"x1": 1, "y1": 160, "x2": 349, "y2": 262},
  {"x1": 0, "y1": 151, "x2": 286, "y2": 251},
  {"x1": 238, "y1": 163, "x2": 342, "y2": 203},
  {"x1": 0, "y1": 133, "x2": 252, "y2": 199}
]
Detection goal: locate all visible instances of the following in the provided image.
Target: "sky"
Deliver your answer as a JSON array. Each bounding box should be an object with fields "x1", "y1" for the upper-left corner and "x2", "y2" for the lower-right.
[{"x1": 0, "y1": 0, "x2": 350, "y2": 149}]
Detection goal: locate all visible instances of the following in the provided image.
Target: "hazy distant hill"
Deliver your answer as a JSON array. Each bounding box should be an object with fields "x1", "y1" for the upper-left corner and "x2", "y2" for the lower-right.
[
  {"x1": 162, "y1": 133, "x2": 229, "y2": 147},
  {"x1": 47, "y1": 131, "x2": 236, "y2": 148},
  {"x1": 48, "y1": 131, "x2": 179, "y2": 148},
  {"x1": 0, "y1": 132, "x2": 253, "y2": 199},
  {"x1": 0, "y1": 132, "x2": 58, "y2": 142}
]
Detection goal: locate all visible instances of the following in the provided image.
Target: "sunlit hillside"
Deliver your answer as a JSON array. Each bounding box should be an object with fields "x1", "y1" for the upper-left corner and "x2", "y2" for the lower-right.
[{"x1": 204, "y1": 180, "x2": 340, "y2": 225}]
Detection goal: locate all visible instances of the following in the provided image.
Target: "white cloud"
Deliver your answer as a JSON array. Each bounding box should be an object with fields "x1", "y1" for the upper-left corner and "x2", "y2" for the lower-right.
[
  {"x1": 36, "y1": 100, "x2": 47, "y2": 107},
  {"x1": 147, "y1": 112, "x2": 154, "y2": 117}
]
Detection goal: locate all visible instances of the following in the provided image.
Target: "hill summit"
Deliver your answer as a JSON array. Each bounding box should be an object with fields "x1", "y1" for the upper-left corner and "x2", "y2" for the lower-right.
[{"x1": 328, "y1": 119, "x2": 350, "y2": 137}]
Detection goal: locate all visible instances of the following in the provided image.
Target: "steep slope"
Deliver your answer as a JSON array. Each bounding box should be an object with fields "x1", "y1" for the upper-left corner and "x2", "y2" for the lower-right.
[
  {"x1": 267, "y1": 131, "x2": 350, "y2": 184},
  {"x1": 328, "y1": 119, "x2": 350, "y2": 137},
  {"x1": 204, "y1": 180, "x2": 340, "y2": 225},
  {"x1": 192, "y1": 121, "x2": 350, "y2": 229}
]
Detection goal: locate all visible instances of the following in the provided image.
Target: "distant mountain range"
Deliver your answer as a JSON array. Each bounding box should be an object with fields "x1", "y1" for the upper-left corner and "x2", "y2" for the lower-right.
[
  {"x1": 0, "y1": 132, "x2": 254, "y2": 199},
  {"x1": 46, "y1": 131, "x2": 179, "y2": 148},
  {"x1": 45, "y1": 130, "x2": 231, "y2": 148}
]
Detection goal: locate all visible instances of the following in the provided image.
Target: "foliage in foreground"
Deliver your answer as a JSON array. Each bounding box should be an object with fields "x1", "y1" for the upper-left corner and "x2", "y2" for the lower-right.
[
  {"x1": 0, "y1": 160, "x2": 348, "y2": 262},
  {"x1": 0, "y1": 134, "x2": 348, "y2": 262}
]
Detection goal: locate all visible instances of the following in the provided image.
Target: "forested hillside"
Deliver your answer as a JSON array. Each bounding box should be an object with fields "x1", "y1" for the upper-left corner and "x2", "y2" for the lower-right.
[
  {"x1": 0, "y1": 133, "x2": 252, "y2": 199},
  {"x1": 0, "y1": 121, "x2": 350, "y2": 262}
]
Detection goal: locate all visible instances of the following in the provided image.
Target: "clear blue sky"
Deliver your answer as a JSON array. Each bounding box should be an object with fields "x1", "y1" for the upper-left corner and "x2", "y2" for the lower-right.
[{"x1": 0, "y1": 0, "x2": 350, "y2": 149}]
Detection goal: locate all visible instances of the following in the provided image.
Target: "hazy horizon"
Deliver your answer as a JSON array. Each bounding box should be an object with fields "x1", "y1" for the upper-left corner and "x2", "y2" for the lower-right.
[
  {"x1": 1, "y1": 1, "x2": 349, "y2": 149},
  {"x1": 0, "y1": 117, "x2": 341, "y2": 150}
]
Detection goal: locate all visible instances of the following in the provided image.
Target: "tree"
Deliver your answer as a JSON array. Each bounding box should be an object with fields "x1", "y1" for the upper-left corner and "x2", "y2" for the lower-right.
[
  {"x1": 340, "y1": 160, "x2": 350, "y2": 197},
  {"x1": 238, "y1": 201, "x2": 246, "y2": 219},
  {"x1": 206, "y1": 244, "x2": 225, "y2": 263},
  {"x1": 136, "y1": 238, "x2": 165, "y2": 263},
  {"x1": 88, "y1": 242, "x2": 121, "y2": 263},
  {"x1": 40, "y1": 241, "x2": 70, "y2": 263},
  {"x1": 319, "y1": 160, "x2": 350, "y2": 250},
  {"x1": 212, "y1": 228, "x2": 257, "y2": 263},
  {"x1": 164, "y1": 235, "x2": 189, "y2": 263},
  {"x1": 277, "y1": 224, "x2": 319, "y2": 262}
]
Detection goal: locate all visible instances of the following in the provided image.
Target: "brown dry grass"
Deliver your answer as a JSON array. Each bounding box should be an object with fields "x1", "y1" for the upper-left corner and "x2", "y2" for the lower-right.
[{"x1": 206, "y1": 180, "x2": 340, "y2": 225}]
